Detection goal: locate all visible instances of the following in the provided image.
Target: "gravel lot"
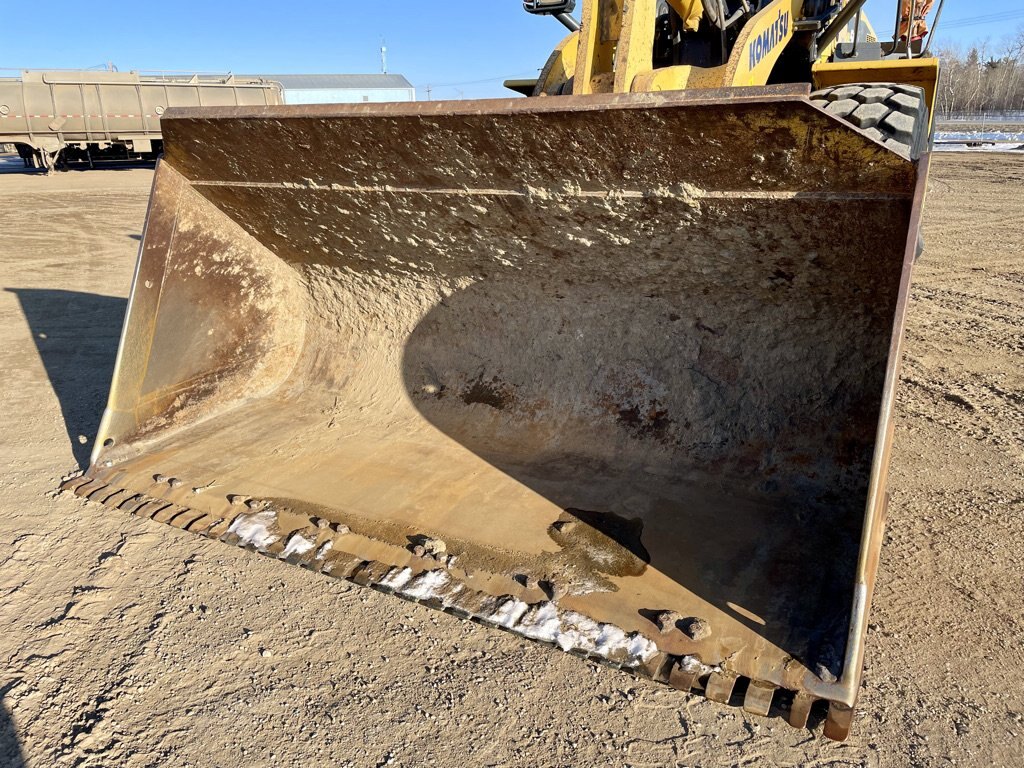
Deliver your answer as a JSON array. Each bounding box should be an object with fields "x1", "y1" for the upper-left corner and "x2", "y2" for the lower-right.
[{"x1": 0, "y1": 153, "x2": 1021, "y2": 767}]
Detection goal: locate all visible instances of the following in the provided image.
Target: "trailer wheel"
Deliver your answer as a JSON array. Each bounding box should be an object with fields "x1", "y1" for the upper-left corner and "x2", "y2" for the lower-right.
[
  {"x1": 35, "y1": 148, "x2": 59, "y2": 174},
  {"x1": 810, "y1": 83, "x2": 930, "y2": 160}
]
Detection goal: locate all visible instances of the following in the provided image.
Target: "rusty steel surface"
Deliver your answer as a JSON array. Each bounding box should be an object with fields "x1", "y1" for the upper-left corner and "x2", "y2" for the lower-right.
[{"x1": 72, "y1": 88, "x2": 926, "y2": 739}]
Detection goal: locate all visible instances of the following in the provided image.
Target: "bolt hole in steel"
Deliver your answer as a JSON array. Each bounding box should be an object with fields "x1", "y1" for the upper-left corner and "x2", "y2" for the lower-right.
[{"x1": 0, "y1": 105, "x2": 9, "y2": 116}]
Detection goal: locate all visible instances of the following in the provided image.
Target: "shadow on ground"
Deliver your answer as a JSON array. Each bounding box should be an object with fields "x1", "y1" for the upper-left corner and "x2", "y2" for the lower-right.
[
  {"x1": 0, "y1": 154, "x2": 156, "y2": 176},
  {"x1": 0, "y1": 687, "x2": 25, "y2": 768},
  {"x1": 8, "y1": 289, "x2": 127, "y2": 468}
]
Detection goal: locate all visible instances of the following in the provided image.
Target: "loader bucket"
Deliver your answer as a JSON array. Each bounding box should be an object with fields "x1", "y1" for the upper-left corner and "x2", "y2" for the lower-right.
[{"x1": 66, "y1": 84, "x2": 926, "y2": 739}]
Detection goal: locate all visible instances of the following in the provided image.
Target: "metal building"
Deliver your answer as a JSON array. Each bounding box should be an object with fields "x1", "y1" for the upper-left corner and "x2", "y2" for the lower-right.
[{"x1": 253, "y1": 74, "x2": 416, "y2": 104}]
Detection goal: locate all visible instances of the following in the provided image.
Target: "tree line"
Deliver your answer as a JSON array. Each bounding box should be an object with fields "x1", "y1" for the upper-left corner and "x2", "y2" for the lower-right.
[{"x1": 934, "y1": 31, "x2": 1024, "y2": 117}]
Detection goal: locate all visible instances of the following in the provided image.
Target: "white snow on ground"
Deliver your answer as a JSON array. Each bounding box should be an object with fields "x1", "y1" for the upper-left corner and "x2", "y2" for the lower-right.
[
  {"x1": 934, "y1": 130, "x2": 1024, "y2": 153},
  {"x1": 381, "y1": 567, "x2": 456, "y2": 601},
  {"x1": 314, "y1": 540, "x2": 333, "y2": 559},
  {"x1": 679, "y1": 654, "x2": 719, "y2": 677},
  {"x1": 518, "y1": 602, "x2": 563, "y2": 644},
  {"x1": 380, "y1": 566, "x2": 415, "y2": 590},
  {"x1": 280, "y1": 531, "x2": 316, "y2": 559},
  {"x1": 376, "y1": 567, "x2": 659, "y2": 667},
  {"x1": 934, "y1": 142, "x2": 1024, "y2": 153},
  {"x1": 403, "y1": 570, "x2": 453, "y2": 600},
  {"x1": 491, "y1": 597, "x2": 531, "y2": 629},
  {"x1": 516, "y1": 603, "x2": 660, "y2": 664},
  {"x1": 226, "y1": 509, "x2": 279, "y2": 550}
]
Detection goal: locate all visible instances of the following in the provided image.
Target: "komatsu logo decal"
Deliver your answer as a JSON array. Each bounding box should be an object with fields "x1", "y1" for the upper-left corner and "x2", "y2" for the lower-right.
[{"x1": 748, "y1": 9, "x2": 790, "y2": 70}]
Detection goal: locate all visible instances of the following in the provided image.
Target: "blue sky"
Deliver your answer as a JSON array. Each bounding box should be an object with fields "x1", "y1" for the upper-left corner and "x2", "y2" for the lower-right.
[{"x1": 2, "y1": 1, "x2": 1021, "y2": 100}]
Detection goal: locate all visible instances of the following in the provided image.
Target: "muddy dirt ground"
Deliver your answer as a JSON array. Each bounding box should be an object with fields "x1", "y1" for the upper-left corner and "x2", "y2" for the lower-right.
[{"x1": 0, "y1": 153, "x2": 1022, "y2": 767}]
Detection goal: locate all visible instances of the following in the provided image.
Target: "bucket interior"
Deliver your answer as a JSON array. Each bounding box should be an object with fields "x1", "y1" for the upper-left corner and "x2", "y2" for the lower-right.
[{"x1": 88, "y1": 92, "x2": 917, "y2": 692}]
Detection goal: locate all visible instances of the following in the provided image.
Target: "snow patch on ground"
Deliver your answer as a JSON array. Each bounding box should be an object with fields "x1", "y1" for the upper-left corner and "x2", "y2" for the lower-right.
[
  {"x1": 281, "y1": 531, "x2": 316, "y2": 559},
  {"x1": 473, "y1": 596, "x2": 658, "y2": 667},
  {"x1": 402, "y1": 570, "x2": 452, "y2": 600},
  {"x1": 934, "y1": 130, "x2": 1024, "y2": 153},
  {"x1": 227, "y1": 510, "x2": 279, "y2": 550},
  {"x1": 314, "y1": 540, "x2": 333, "y2": 559},
  {"x1": 372, "y1": 567, "x2": 659, "y2": 667},
  {"x1": 515, "y1": 602, "x2": 659, "y2": 665},
  {"x1": 381, "y1": 567, "x2": 458, "y2": 602},
  {"x1": 491, "y1": 597, "x2": 530, "y2": 629},
  {"x1": 380, "y1": 567, "x2": 415, "y2": 590},
  {"x1": 679, "y1": 654, "x2": 718, "y2": 676}
]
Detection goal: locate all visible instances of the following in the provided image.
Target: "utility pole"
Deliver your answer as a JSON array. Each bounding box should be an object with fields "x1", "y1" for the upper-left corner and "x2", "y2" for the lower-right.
[
  {"x1": 426, "y1": 85, "x2": 432, "y2": 100},
  {"x1": 380, "y1": 38, "x2": 388, "y2": 74}
]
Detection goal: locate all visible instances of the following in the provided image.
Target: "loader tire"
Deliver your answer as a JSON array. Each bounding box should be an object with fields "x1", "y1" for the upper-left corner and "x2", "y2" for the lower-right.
[{"x1": 810, "y1": 83, "x2": 929, "y2": 160}]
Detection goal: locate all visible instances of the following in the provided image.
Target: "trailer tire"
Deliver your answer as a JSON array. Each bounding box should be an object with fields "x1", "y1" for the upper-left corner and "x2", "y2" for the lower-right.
[{"x1": 809, "y1": 83, "x2": 930, "y2": 160}]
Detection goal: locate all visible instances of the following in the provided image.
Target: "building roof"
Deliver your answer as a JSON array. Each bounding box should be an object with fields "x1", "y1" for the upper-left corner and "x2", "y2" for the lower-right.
[{"x1": 246, "y1": 74, "x2": 414, "y2": 91}]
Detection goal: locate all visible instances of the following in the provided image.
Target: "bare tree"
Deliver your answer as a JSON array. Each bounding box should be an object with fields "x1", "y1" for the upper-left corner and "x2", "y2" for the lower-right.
[{"x1": 933, "y1": 31, "x2": 1024, "y2": 118}]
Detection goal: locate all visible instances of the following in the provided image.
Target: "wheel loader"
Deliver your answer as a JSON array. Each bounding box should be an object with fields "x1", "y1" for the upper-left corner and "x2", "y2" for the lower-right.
[{"x1": 63, "y1": 0, "x2": 942, "y2": 740}]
